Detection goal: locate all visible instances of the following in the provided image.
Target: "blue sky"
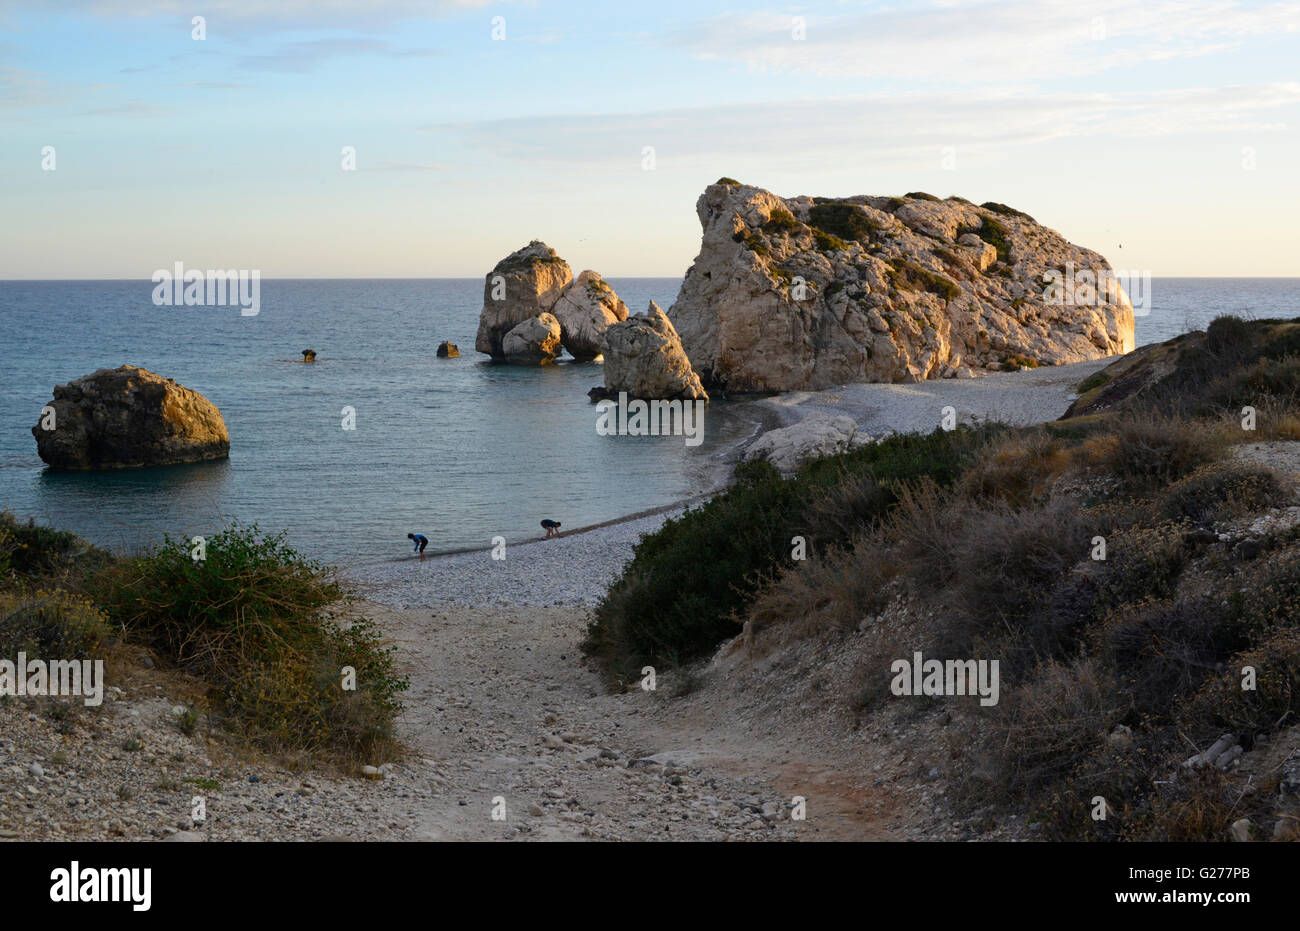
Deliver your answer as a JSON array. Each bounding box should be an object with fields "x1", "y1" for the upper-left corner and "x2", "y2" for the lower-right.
[{"x1": 2, "y1": 0, "x2": 1298, "y2": 278}]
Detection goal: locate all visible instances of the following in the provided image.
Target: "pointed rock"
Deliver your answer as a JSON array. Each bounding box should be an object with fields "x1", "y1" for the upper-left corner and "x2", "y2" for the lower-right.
[{"x1": 599, "y1": 301, "x2": 707, "y2": 401}]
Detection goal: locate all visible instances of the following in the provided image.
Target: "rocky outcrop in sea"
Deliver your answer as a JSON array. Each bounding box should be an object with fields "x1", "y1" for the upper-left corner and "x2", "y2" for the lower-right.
[
  {"x1": 31, "y1": 365, "x2": 229, "y2": 469},
  {"x1": 666, "y1": 179, "x2": 1136, "y2": 392},
  {"x1": 599, "y1": 301, "x2": 708, "y2": 402},
  {"x1": 475, "y1": 241, "x2": 628, "y2": 365}
]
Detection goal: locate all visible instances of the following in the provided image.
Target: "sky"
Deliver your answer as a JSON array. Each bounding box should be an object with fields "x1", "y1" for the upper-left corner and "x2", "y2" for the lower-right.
[{"x1": 1, "y1": 0, "x2": 1298, "y2": 279}]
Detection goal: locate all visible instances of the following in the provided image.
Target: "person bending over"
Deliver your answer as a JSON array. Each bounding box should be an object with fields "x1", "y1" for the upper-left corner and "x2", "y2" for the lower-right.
[{"x1": 408, "y1": 532, "x2": 428, "y2": 558}]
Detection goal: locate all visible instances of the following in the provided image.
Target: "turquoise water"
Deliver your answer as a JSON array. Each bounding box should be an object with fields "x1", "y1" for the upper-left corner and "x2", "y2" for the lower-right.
[{"x1": 1, "y1": 278, "x2": 1296, "y2": 564}]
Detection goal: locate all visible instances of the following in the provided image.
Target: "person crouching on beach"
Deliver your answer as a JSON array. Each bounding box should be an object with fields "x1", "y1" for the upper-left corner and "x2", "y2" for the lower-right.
[
  {"x1": 541, "y1": 519, "x2": 561, "y2": 539},
  {"x1": 408, "y1": 532, "x2": 428, "y2": 558}
]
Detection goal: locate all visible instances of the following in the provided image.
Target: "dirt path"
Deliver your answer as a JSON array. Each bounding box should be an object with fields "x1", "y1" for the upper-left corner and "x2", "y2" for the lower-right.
[{"x1": 369, "y1": 601, "x2": 911, "y2": 841}]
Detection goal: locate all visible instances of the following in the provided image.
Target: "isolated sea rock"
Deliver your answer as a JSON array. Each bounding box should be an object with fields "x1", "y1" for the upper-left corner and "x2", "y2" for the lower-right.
[
  {"x1": 667, "y1": 179, "x2": 1136, "y2": 392},
  {"x1": 744, "y1": 413, "x2": 868, "y2": 473},
  {"x1": 550, "y1": 270, "x2": 630, "y2": 361},
  {"x1": 600, "y1": 301, "x2": 708, "y2": 401},
  {"x1": 31, "y1": 365, "x2": 229, "y2": 470},
  {"x1": 475, "y1": 241, "x2": 573, "y2": 360},
  {"x1": 502, "y1": 313, "x2": 563, "y2": 365},
  {"x1": 436, "y1": 341, "x2": 460, "y2": 358},
  {"x1": 301, "y1": 349, "x2": 316, "y2": 363}
]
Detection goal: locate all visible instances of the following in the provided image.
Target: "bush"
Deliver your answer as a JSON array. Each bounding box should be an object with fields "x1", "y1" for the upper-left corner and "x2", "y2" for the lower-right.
[
  {"x1": 1159, "y1": 462, "x2": 1289, "y2": 525},
  {"x1": 903, "y1": 191, "x2": 941, "y2": 202},
  {"x1": 0, "y1": 511, "x2": 82, "y2": 580},
  {"x1": 583, "y1": 460, "x2": 793, "y2": 682},
  {"x1": 812, "y1": 229, "x2": 849, "y2": 252},
  {"x1": 1179, "y1": 627, "x2": 1300, "y2": 738},
  {"x1": 1230, "y1": 546, "x2": 1300, "y2": 637},
  {"x1": 887, "y1": 258, "x2": 962, "y2": 301},
  {"x1": 0, "y1": 589, "x2": 112, "y2": 658},
  {"x1": 584, "y1": 427, "x2": 995, "y2": 681},
  {"x1": 743, "y1": 529, "x2": 893, "y2": 651},
  {"x1": 1089, "y1": 521, "x2": 1190, "y2": 614},
  {"x1": 971, "y1": 658, "x2": 1117, "y2": 804},
  {"x1": 91, "y1": 524, "x2": 406, "y2": 760},
  {"x1": 954, "y1": 428, "x2": 1071, "y2": 506},
  {"x1": 807, "y1": 203, "x2": 879, "y2": 244},
  {"x1": 1091, "y1": 413, "x2": 1223, "y2": 491},
  {"x1": 933, "y1": 498, "x2": 1094, "y2": 670},
  {"x1": 763, "y1": 208, "x2": 802, "y2": 235},
  {"x1": 980, "y1": 201, "x2": 1035, "y2": 223},
  {"x1": 1089, "y1": 596, "x2": 1248, "y2": 718}
]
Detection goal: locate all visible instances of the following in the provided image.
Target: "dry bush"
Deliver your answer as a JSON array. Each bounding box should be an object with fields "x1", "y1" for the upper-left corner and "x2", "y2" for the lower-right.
[
  {"x1": 956, "y1": 657, "x2": 1117, "y2": 807},
  {"x1": 1089, "y1": 596, "x2": 1249, "y2": 719},
  {"x1": 1179, "y1": 627, "x2": 1300, "y2": 738},
  {"x1": 1159, "y1": 461, "x2": 1291, "y2": 525},
  {"x1": 1083, "y1": 412, "x2": 1226, "y2": 492},
  {"x1": 743, "y1": 529, "x2": 893, "y2": 654},
  {"x1": 1089, "y1": 520, "x2": 1192, "y2": 613},
  {"x1": 927, "y1": 498, "x2": 1094, "y2": 670},
  {"x1": 955, "y1": 427, "x2": 1074, "y2": 506}
]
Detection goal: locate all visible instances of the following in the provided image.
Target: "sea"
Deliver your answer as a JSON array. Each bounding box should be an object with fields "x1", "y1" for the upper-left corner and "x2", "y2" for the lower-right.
[{"x1": 1, "y1": 278, "x2": 1296, "y2": 565}]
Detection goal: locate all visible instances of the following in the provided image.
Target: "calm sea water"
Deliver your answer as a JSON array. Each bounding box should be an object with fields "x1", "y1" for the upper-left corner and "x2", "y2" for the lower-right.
[
  {"x1": 0, "y1": 279, "x2": 758, "y2": 566},
  {"x1": 1, "y1": 278, "x2": 1296, "y2": 565}
]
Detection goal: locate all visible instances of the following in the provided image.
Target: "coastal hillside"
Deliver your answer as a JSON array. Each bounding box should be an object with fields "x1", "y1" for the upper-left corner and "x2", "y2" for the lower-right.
[
  {"x1": 668, "y1": 180, "x2": 1135, "y2": 392},
  {"x1": 585, "y1": 315, "x2": 1300, "y2": 841}
]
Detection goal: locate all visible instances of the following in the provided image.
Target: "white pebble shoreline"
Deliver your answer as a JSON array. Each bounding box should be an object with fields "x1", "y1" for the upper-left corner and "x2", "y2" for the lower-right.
[{"x1": 352, "y1": 507, "x2": 687, "y2": 608}]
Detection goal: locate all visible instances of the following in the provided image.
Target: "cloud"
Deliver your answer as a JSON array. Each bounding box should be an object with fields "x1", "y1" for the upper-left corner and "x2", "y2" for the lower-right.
[
  {"x1": 370, "y1": 160, "x2": 447, "y2": 171},
  {"x1": 171, "y1": 81, "x2": 250, "y2": 88},
  {"x1": 0, "y1": 0, "x2": 498, "y2": 29},
  {"x1": 0, "y1": 64, "x2": 60, "y2": 110},
  {"x1": 236, "y1": 37, "x2": 438, "y2": 73},
  {"x1": 425, "y1": 82, "x2": 1300, "y2": 167},
  {"x1": 666, "y1": 0, "x2": 1300, "y2": 83},
  {"x1": 79, "y1": 100, "x2": 171, "y2": 115}
]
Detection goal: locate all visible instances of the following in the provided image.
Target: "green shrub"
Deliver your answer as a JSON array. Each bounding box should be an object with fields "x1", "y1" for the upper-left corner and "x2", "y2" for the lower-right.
[
  {"x1": 583, "y1": 460, "x2": 791, "y2": 682},
  {"x1": 731, "y1": 229, "x2": 770, "y2": 258},
  {"x1": 888, "y1": 259, "x2": 961, "y2": 301},
  {"x1": 808, "y1": 203, "x2": 879, "y2": 243},
  {"x1": 812, "y1": 229, "x2": 849, "y2": 252},
  {"x1": 980, "y1": 201, "x2": 1036, "y2": 223},
  {"x1": 1077, "y1": 371, "x2": 1110, "y2": 394},
  {"x1": 91, "y1": 524, "x2": 406, "y2": 760},
  {"x1": 903, "y1": 191, "x2": 941, "y2": 202},
  {"x1": 715, "y1": 176, "x2": 740, "y2": 186},
  {"x1": 0, "y1": 512, "x2": 81, "y2": 580},
  {"x1": 763, "y1": 208, "x2": 802, "y2": 235}
]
